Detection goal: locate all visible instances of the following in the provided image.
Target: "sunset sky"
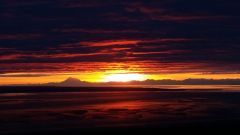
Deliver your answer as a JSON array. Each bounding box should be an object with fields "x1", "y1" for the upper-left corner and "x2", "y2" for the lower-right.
[{"x1": 0, "y1": 0, "x2": 240, "y2": 85}]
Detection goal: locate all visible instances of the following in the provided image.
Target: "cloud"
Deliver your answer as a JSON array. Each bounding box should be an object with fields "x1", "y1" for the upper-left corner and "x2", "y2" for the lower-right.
[
  {"x1": 0, "y1": 73, "x2": 51, "y2": 77},
  {"x1": 53, "y1": 28, "x2": 141, "y2": 34},
  {"x1": 0, "y1": 34, "x2": 42, "y2": 40},
  {"x1": 0, "y1": 0, "x2": 239, "y2": 75},
  {"x1": 0, "y1": 72, "x2": 78, "y2": 77},
  {"x1": 80, "y1": 40, "x2": 140, "y2": 47}
]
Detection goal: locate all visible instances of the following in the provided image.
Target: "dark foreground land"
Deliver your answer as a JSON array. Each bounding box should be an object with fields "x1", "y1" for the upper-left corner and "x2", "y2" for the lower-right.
[{"x1": 1, "y1": 86, "x2": 240, "y2": 134}]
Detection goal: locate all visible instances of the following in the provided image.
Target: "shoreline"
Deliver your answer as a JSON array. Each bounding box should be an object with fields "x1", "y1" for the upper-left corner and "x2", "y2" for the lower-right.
[{"x1": 0, "y1": 86, "x2": 226, "y2": 93}]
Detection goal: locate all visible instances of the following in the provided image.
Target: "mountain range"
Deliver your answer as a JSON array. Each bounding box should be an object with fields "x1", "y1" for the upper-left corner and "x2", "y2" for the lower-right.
[{"x1": 43, "y1": 77, "x2": 240, "y2": 87}]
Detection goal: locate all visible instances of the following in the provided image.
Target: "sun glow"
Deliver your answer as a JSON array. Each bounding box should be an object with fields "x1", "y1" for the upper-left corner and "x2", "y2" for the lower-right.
[{"x1": 103, "y1": 73, "x2": 146, "y2": 82}]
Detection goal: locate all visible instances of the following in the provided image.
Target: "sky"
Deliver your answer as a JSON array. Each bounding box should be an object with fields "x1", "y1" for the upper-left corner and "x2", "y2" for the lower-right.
[{"x1": 0, "y1": 0, "x2": 240, "y2": 85}]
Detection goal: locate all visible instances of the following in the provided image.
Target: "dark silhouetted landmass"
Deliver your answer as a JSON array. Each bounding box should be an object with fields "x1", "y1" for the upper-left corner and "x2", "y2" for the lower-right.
[
  {"x1": 45, "y1": 77, "x2": 89, "y2": 87},
  {"x1": 131, "y1": 78, "x2": 240, "y2": 85},
  {"x1": 41, "y1": 78, "x2": 240, "y2": 87}
]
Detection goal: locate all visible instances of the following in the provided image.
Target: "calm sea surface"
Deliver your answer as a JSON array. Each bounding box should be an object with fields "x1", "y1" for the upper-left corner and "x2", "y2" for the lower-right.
[{"x1": 0, "y1": 86, "x2": 240, "y2": 134}]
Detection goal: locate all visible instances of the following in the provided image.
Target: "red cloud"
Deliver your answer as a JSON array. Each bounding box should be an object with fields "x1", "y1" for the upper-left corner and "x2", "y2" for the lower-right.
[
  {"x1": 80, "y1": 40, "x2": 140, "y2": 47},
  {"x1": 0, "y1": 34, "x2": 42, "y2": 40}
]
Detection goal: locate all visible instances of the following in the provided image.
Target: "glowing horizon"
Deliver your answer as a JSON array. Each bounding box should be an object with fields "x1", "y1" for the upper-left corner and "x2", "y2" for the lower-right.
[
  {"x1": 103, "y1": 73, "x2": 146, "y2": 82},
  {"x1": 1, "y1": 71, "x2": 240, "y2": 85}
]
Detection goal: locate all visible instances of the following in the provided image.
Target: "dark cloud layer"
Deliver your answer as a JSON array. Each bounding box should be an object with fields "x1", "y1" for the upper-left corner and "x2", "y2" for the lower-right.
[{"x1": 0, "y1": 0, "x2": 240, "y2": 74}]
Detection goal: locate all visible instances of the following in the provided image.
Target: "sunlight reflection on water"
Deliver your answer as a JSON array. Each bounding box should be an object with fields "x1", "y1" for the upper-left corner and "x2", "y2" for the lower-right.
[{"x1": 0, "y1": 88, "x2": 240, "y2": 134}]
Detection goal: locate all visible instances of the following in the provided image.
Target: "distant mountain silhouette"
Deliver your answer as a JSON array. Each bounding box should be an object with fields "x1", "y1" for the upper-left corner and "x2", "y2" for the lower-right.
[
  {"x1": 61, "y1": 77, "x2": 83, "y2": 84},
  {"x1": 44, "y1": 77, "x2": 240, "y2": 87},
  {"x1": 129, "y1": 79, "x2": 240, "y2": 85},
  {"x1": 45, "y1": 77, "x2": 89, "y2": 87}
]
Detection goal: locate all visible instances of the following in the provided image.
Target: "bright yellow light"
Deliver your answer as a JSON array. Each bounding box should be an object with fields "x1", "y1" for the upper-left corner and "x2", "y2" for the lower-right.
[{"x1": 103, "y1": 73, "x2": 145, "y2": 82}]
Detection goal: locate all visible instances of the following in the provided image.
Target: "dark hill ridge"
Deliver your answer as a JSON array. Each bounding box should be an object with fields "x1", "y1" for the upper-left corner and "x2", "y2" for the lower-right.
[
  {"x1": 44, "y1": 78, "x2": 240, "y2": 87},
  {"x1": 0, "y1": 86, "x2": 190, "y2": 94},
  {"x1": 45, "y1": 77, "x2": 89, "y2": 87},
  {"x1": 62, "y1": 77, "x2": 82, "y2": 84}
]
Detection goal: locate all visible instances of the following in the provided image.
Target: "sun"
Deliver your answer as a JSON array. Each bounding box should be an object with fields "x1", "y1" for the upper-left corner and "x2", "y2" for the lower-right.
[{"x1": 103, "y1": 73, "x2": 145, "y2": 82}]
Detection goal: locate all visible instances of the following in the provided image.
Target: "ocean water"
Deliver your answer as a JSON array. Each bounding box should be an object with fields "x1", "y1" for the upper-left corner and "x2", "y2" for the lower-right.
[{"x1": 0, "y1": 86, "x2": 240, "y2": 134}]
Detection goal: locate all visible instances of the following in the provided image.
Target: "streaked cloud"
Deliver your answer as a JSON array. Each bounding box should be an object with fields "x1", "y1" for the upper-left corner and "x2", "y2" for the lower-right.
[
  {"x1": 0, "y1": 0, "x2": 239, "y2": 83},
  {"x1": 80, "y1": 40, "x2": 140, "y2": 47}
]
